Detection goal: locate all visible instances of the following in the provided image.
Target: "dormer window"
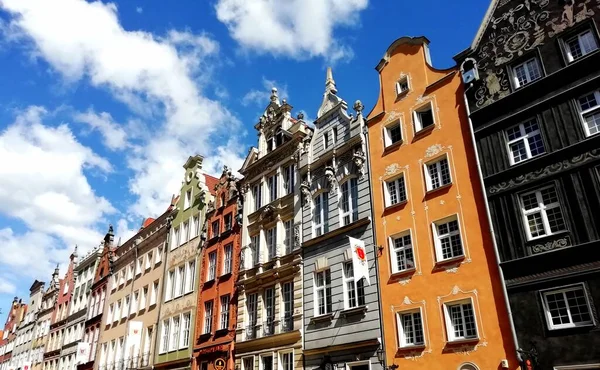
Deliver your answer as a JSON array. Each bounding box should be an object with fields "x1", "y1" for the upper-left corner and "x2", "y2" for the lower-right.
[
  {"x1": 275, "y1": 129, "x2": 285, "y2": 147},
  {"x1": 564, "y1": 29, "x2": 598, "y2": 62},
  {"x1": 266, "y1": 137, "x2": 274, "y2": 153},
  {"x1": 323, "y1": 131, "x2": 330, "y2": 150},
  {"x1": 396, "y1": 77, "x2": 409, "y2": 95},
  {"x1": 512, "y1": 57, "x2": 542, "y2": 88}
]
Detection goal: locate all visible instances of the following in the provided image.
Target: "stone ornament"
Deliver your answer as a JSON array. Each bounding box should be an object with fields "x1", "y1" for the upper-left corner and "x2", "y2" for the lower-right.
[
  {"x1": 300, "y1": 180, "x2": 312, "y2": 207},
  {"x1": 324, "y1": 166, "x2": 337, "y2": 195},
  {"x1": 353, "y1": 148, "x2": 367, "y2": 179}
]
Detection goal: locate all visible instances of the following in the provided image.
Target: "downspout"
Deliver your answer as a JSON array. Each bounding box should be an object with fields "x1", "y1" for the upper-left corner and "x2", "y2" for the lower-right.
[{"x1": 461, "y1": 84, "x2": 522, "y2": 364}]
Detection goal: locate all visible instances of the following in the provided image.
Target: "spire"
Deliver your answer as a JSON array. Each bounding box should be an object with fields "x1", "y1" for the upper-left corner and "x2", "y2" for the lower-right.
[
  {"x1": 325, "y1": 67, "x2": 337, "y2": 95},
  {"x1": 70, "y1": 245, "x2": 78, "y2": 262},
  {"x1": 317, "y1": 67, "x2": 344, "y2": 119}
]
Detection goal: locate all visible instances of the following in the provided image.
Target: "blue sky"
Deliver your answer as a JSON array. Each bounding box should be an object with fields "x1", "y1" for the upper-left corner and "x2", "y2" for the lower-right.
[{"x1": 0, "y1": 0, "x2": 488, "y2": 322}]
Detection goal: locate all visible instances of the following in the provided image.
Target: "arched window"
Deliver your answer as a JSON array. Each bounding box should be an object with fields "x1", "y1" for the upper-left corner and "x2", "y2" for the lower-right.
[{"x1": 458, "y1": 363, "x2": 479, "y2": 370}]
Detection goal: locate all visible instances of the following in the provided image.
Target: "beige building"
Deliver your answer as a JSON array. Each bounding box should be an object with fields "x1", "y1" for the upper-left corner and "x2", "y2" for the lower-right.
[{"x1": 96, "y1": 210, "x2": 172, "y2": 370}]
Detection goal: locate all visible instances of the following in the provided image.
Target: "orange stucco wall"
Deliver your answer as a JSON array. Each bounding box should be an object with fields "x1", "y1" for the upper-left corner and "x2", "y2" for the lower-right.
[{"x1": 367, "y1": 38, "x2": 518, "y2": 370}]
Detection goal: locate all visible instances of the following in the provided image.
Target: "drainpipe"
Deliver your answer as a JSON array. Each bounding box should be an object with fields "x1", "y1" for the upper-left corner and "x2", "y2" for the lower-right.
[{"x1": 461, "y1": 84, "x2": 522, "y2": 364}]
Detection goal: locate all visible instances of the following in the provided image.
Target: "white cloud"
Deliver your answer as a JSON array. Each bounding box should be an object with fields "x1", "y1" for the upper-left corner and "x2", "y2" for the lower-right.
[
  {"x1": 136, "y1": 6, "x2": 143, "y2": 14},
  {"x1": 215, "y1": 0, "x2": 368, "y2": 61},
  {"x1": 0, "y1": 106, "x2": 114, "y2": 281},
  {"x1": 0, "y1": 277, "x2": 17, "y2": 295},
  {"x1": 0, "y1": 0, "x2": 246, "y2": 219},
  {"x1": 242, "y1": 77, "x2": 289, "y2": 107},
  {"x1": 74, "y1": 109, "x2": 128, "y2": 150}
]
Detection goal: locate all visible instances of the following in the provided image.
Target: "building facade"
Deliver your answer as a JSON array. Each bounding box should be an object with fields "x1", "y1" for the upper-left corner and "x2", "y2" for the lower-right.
[
  {"x1": 367, "y1": 37, "x2": 519, "y2": 369},
  {"x1": 455, "y1": 0, "x2": 600, "y2": 368},
  {"x1": 0, "y1": 298, "x2": 27, "y2": 370},
  {"x1": 77, "y1": 227, "x2": 114, "y2": 370},
  {"x1": 97, "y1": 211, "x2": 171, "y2": 370},
  {"x1": 39, "y1": 271, "x2": 61, "y2": 370},
  {"x1": 12, "y1": 280, "x2": 46, "y2": 370},
  {"x1": 236, "y1": 88, "x2": 311, "y2": 370},
  {"x1": 51, "y1": 251, "x2": 77, "y2": 370},
  {"x1": 299, "y1": 69, "x2": 383, "y2": 370},
  {"x1": 193, "y1": 167, "x2": 242, "y2": 370},
  {"x1": 154, "y1": 156, "x2": 217, "y2": 370}
]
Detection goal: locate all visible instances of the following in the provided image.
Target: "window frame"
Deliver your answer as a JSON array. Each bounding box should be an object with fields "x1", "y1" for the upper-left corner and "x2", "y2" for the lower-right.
[
  {"x1": 505, "y1": 117, "x2": 546, "y2": 165},
  {"x1": 519, "y1": 185, "x2": 567, "y2": 241},
  {"x1": 383, "y1": 119, "x2": 403, "y2": 148},
  {"x1": 576, "y1": 89, "x2": 600, "y2": 137},
  {"x1": 396, "y1": 76, "x2": 410, "y2": 96},
  {"x1": 564, "y1": 28, "x2": 599, "y2": 63},
  {"x1": 223, "y1": 244, "x2": 233, "y2": 275},
  {"x1": 207, "y1": 252, "x2": 217, "y2": 282},
  {"x1": 313, "y1": 269, "x2": 332, "y2": 317},
  {"x1": 396, "y1": 308, "x2": 426, "y2": 348},
  {"x1": 313, "y1": 191, "x2": 330, "y2": 237},
  {"x1": 253, "y1": 182, "x2": 263, "y2": 212},
  {"x1": 432, "y1": 215, "x2": 464, "y2": 263},
  {"x1": 384, "y1": 174, "x2": 407, "y2": 207},
  {"x1": 203, "y1": 300, "x2": 213, "y2": 335},
  {"x1": 219, "y1": 295, "x2": 230, "y2": 331},
  {"x1": 278, "y1": 350, "x2": 294, "y2": 370},
  {"x1": 424, "y1": 155, "x2": 452, "y2": 191},
  {"x1": 413, "y1": 101, "x2": 435, "y2": 133},
  {"x1": 242, "y1": 357, "x2": 255, "y2": 370},
  {"x1": 339, "y1": 177, "x2": 359, "y2": 226},
  {"x1": 342, "y1": 261, "x2": 366, "y2": 310},
  {"x1": 540, "y1": 283, "x2": 595, "y2": 330},
  {"x1": 511, "y1": 57, "x2": 542, "y2": 89},
  {"x1": 323, "y1": 131, "x2": 330, "y2": 150},
  {"x1": 389, "y1": 230, "x2": 416, "y2": 274},
  {"x1": 267, "y1": 173, "x2": 278, "y2": 203},
  {"x1": 443, "y1": 298, "x2": 479, "y2": 342}
]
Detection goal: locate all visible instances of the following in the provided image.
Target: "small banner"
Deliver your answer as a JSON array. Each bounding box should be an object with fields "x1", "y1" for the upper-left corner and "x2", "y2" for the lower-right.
[
  {"x1": 349, "y1": 236, "x2": 370, "y2": 286},
  {"x1": 76, "y1": 342, "x2": 90, "y2": 364},
  {"x1": 126, "y1": 321, "x2": 143, "y2": 353}
]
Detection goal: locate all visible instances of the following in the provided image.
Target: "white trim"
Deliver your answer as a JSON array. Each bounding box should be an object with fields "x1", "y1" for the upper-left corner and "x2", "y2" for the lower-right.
[
  {"x1": 423, "y1": 154, "x2": 452, "y2": 191},
  {"x1": 554, "y1": 365, "x2": 600, "y2": 369},
  {"x1": 242, "y1": 356, "x2": 255, "y2": 370},
  {"x1": 259, "y1": 352, "x2": 275, "y2": 370},
  {"x1": 564, "y1": 29, "x2": 599, "y2": 63},
  {"x1": 519, "y1": 185, "x2": 566, "y2": 241},
  {"x1": 384, "y1": 173, "x2": 407, "y2": 207},
  {"x1": 313, "y1": 191, "x2": 329, "y2": 237},
  {"x1": 339, "y1": 177, "x2": 358, "y2": 227},
  {"x1": 432, "y1": 214, "x2": 464, "y2": 262},
  {"x1": 395, "y1": 76, "x2": 410, "y2": 96},
  {"x1": 313, "y1": 269, "x2": 332, "y2": 317},
  {"x1": 389, "y1": 229, "x2": 415, "y2": 273},
  {"x1": 277, "y1": 349, "x2": 294, "y2": 370},
  {"x1": 511, "y1": 57, "x2": 542, "y2": 88},
  {"x1": 505, "y1": 118, "x2": 545, "y2": 165},
  {"x1": 413, "y1": 101, "x2": 435, "y2": 133},
  {"x1": 443, "y1": 297, "x2": 479, "y2": 342},
  {"x1": 540, "y1": 283, "x2": 595, "y2": 330},
  {"x1": 345, "y1": 360, "x2": 371, "y2": 370},
  {"x1": 383, "y1": 118, "x2": 403, "y2": 148},
  {"x1": 576, "y1": 89, "x2": 600, "y2": 137},
  {"x1": 396, "y1": 307, "x2": 426, "y2": 348}
]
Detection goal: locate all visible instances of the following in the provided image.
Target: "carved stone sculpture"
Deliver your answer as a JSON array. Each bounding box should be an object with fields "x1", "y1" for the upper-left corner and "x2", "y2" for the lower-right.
[
  {"x1": 300, "y1": 180, "x2": 312, "y2": 206},
  {"x1": 353, "y1": 149, "x2": 367, "y2": 179},
  {"x1": 324, "y1": 166, "x2": 337, "y2": 195}
]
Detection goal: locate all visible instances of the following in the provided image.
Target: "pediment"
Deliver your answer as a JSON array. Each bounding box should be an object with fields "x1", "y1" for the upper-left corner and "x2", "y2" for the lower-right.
[{"x1": 239, "y1": 148, "x2": 259, "y2": 174}]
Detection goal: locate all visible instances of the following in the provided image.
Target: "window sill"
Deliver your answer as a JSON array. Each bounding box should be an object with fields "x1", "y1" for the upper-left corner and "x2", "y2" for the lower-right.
[
  {"x1": 425, "y1": 182, "x2": 452, "y2": 196},
  {"x1": 384, "y1": 200, "x2": 408, "y2": 213},
  {"x1": 395, "y1": 90, "x2": 409, "y2": 101},
  {"x1": 218, "y1": 272, "x2": 232, "y2": 280},
  {"x1": 435, "y1": 255, "x2": 465, "y2": 267},
  {"x1": 548, "y1": 323, "x2": 594, "y2": 331},
  {"x1": 445, "y1": 337, "x2": 479, "y2": 345},
  {"x1": 340, "y1": 305, "x2": 368, "y2": 317},
  {"x1": 383, "y1": 141, "x2": 403, "y2": 155},
  {"x1": 199, "y1": 332, "x2": 212, "y2": 339},
  {"x1": 311, "y1": 313, "x2": 334, "y2": 322},
  {"x1": 397, "y1": 343, "x2": 426, "y2": 351},
  {"x1": 412, "y1": 124, "x2": 435, "y2": 140},
  {"x1": 389, "y1": 268, "x2": 416, "y2": 282}
]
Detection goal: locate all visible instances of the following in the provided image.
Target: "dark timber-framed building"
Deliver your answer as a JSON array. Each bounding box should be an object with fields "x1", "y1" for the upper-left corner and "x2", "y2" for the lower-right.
[{"x1": 455, "y1": 0, "x2": 600, "y2": 368}]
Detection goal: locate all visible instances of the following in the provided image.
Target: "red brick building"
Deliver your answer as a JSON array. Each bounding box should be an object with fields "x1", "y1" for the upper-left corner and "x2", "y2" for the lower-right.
[
  {"x1": 0, "y1": 298, "x2": 27, "y2": 370},
  {"x1": 193, "y1": 166, "x2": 242, "y2": 370}
]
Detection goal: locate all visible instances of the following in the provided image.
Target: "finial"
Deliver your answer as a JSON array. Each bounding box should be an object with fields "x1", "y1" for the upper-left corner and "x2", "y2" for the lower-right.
[
  {"x1": 325, "y1": 67, "x2": 337, "y2": 95},
  {"x1": 270, "y1": 87, "x2": 278, "y2": 102},
  {"x1": 353, "y1": 100, "x2": 364, "y2": 114},
  {"x1": 297, "y1": 112, "x2": 305, "y2": 120}
]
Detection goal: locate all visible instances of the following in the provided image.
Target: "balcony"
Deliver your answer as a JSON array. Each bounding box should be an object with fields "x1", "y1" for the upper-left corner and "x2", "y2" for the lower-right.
[
  {"x1": 263, "y1": 320, "x2": 275, "y2": 336},
  {"x1": 281, "y1": 316, "x2": 293, "y2": 333},
  {"x1": 245, "y1": 325, "x2": 258, "y2": 340}
]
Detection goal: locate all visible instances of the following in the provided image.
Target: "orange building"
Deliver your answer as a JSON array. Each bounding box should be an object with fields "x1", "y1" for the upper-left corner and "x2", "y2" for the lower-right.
[{"x1": 366, "y1": 37, "x2": 518, "y2": 370}]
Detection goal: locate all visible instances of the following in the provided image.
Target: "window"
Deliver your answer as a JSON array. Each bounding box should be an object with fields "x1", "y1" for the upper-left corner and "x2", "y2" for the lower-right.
[
  {"x1": 261, "y1": 355, "x2": 273, "y2": 370},
  {"x1": 123, "y1": 295, "x2": 130, "y2": 319},
  {"x1": 323, "y1": 131, "x2": 330, "y2": 150},
  {"x1": 314, "y1": 270, "x2": 332, "y2": 316},
  {"x1": 283, "y1": 220, "x2": 293, "y2": 255},
  {"x1": 156, "y1": 245, "x2": 163, "y2": 265},
  {"x1": 221, "y1": 193, "x2": 227, "y2": 207},
  {"x1": 253, "y1": 183, "x2": 262, "y2": 211},
  {"x1": 203, "y1": 301, "x2": 213, "y2": 334},
  {"x1": 425, "y1": 157, "x2": 451, "y2": 191},
  {"x1": 185, "y1": 260, "x2": 195, "y2": 293},
  {"x1": 332, "y1": 127, "x2": 338, "y2": 145},
  {"x1": 131, "y1": 291, "x2": 139, "y2": 315},
  {"x1": 247, "y1": 293, "x2": 258, "y2": 329},
  {"x1": 140, "y1": 286, "x2": 147, "y2": 311},
  {"x1": 171, "y1": 227, "x2": 180, "y2": 250},
  {"x1": 413, "y1": 102, "x2": 435, "y2": 132},
  {"x1": 106, "y1": 304, "x2": 113, "y2": 325},
  {"x1": 170, "y1": 316, "x2": 180, "y2": 351},
  {"x1": 126, "y1": 264, "x2": 133, "y2": 281},
  {"x1": 191, "y1": 215, "x2": 199, "y2": 239},
  {"x1": 520, "y1": 186, "x2": 566, "y2": 240},
  {"x1": 283, "y1": 164, "x2": 295, "y2": 195},
  {"x1": 266, "y1": 227, "x2": 277, "y2": 260},
  {"x1": 512, "y1": 57, "x2": 542, "y2": 88},
  {"x1": 220, "y1": 295, "x2": 230, "y2": 330},
  {"x1": 505, "y1": 118, "x2": 545, "y2": 165},
  {"x1": 280, "y1": 352, "x2": 293, "y2": 370},
  {"x1": 343, "y1": 262, "x2": 365, "y2": 309},
  {"x1": 444, "y1": 301, "x2": 478, "y2": 341},
  {"x1": 340, "y1": 178, "x2": 359, "y2": 226},
  {"x1": 384, "y1": 121, "x2": 402, "y2": 147},
  {"x1": 211, "y1": 220, "x2": 220, "y2": 239},
  {"x1": 145, "y1": 252, "x2": 153, "y2": 270},
  {"x1": 384, "y1": 175, "x2": 407, "y2": 207},
  {"x1": 224, "y1": 213, "x2": 232, "y2": 231},
  {"x1": 182, "y1": 221, "x2": 189, "y2": 245},
  {"x1": 268, "y1": 174, "x2": 278, "y2": 202},
  {"x1": 136, "y1": 257, "x2": 143, "y2": 276},
  {"x1": 243, "y1": 358, "x2": 254, "y2": 370},
  {"x1": 578, "y1": 90, "x2": 600, "y2": 136},
  {"x1": 184, "y1": 189, "x2": 192, "y2": 209},
  {"x1": 397, "y1": 310, "x2": 425, "y2": 347},
  {"x1": 565, "y1": 29, "x2": 598, "y2": 62},
  {"x1": 176, "y1": 265, "x2": 185, "y2": 297},
  {"x1": 223, "y1": 244, "x2": 233, "y2": 275},
  {"x1": 160, "y1": 319, "x2": 169, "y2": 353},
  {"x1": 433, "y1": 217, "x2": 464, "y2": 261},
  {"x1": 207, "y1": 252, "x2": 217, "y2": 281},
  {"x1": 165, "y1": 270, "x2": 174, "y2": 301},
  {"x1": 313, "y1": 192, "x2": 329, "y2": 237},
  {"x1": 264, "y1": 287, "x2": 275, "y2": 333},
  {"x1": 542, "y1": 284, "x2": 593, "y2": 330},
  {"x1": 251, "y1": 234, "x2": 260, "y2": 266},
  {"x1": 181, "y1": 313, "x2": 191, "y2": 348},
  {"x1": 396, "y1": 77, "x2": 409, "y2": 95},
  {"x1": 150, "y1": 281, "x2": 158, "y2": 306},
  {"x1": 390, "y1": 232, "x2": 415, "y2": 273},
  {"x1": 282, "y1": 282, "x2": 293, "y2": 331}
]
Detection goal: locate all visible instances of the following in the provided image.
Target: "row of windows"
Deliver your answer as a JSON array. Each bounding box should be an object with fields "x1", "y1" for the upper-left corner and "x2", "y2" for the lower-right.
[
  {"x1": 106, "y1": 281, "x2": 159, "y2": 325},
  {"x1": 88, "y1": 287, "x2": 107, "y2": 320},
  {"x1": 210, "y1": 213, "x2": 233, "y2": 239},
  {"x1": 245, "y1": 282, "x2": 294, "y2": 339},
  {"x1": 201, "y1": 295, "x2": 231, "y2": 334},
  {"x1": 171, "y1": 215, "x2": 200, "y2": 251},
  {"x1": 206, "y1": 244, "x2": 233, "y2": 281},
  {"x1": 159, "y1": 312, "x2": 191, "y2": 353},
  {"x1": 241, "y1": 351, "x2": 294, "y2": 370},
  {"x1": 111, "y1": 245, "x2": 163, "y2": 292},
  {"x1": 312, "y1": 177, "x2": 359, "y2": 237},
  {"x1": 165, "y1": 261, "x2": 195, "y2": 301},
  {"x1": 99, "y1": 326, "x2": 154, "y2": 367},
  {"x1": 383, "y1": 99, "x2": 435, "y2": 149},
  {"x1": 251, "y1": 164, "x2": 296, "y2": 212},
  {"x1": 313, "y1": 261, "x2": 365, "y2": 317},
  {"x1": 246, "y1": 220, "x2": 294, "y2": 267}
]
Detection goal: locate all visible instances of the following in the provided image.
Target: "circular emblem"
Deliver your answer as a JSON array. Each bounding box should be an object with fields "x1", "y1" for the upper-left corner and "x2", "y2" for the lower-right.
[
  {"x1": 355, "y1": 246, "x2": 366, "y2": 260},
  {"x1": 214, "y1": 358, "x2": 226, "y2": 370}
]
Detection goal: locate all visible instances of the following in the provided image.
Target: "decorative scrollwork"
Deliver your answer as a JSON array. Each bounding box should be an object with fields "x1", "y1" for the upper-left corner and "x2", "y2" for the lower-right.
[{"x1": 531, "y1": 236, "x2": 570, "y2": 254}]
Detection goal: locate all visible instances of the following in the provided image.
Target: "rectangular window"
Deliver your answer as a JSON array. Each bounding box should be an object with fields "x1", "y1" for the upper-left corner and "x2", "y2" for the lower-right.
[
  {"x1": 397, "y1": 310, "x2": 425, "y2": 347},
  {"x1": 186, "y1": 260, "x2": 195, "y2": 293},
  {"x1": 264, "y1": 287, "x2": 275, "y2": 332},
  {"x1": 283, "y1": 164, "x2": 295, "y2": 195},
  {"x1": 243, "y1": 357, "x2": 254, "y2": 370},
  {"x1": 425, "y1": 157, "x2": 451, "y2": 191},
  {"x1": 506, "y1": 118, "x2": 546, "y2": 165},
  {"x1": 323, "y1": 131, "x2": 330, "y2": 150},
  {"x1": 314, "y1": 270, "x2": 332, "y2": 316},
  {"x1": 156, "y1": 244, "x2": 163, "y2": 265},
  {"x1": 340, "y1": 178, "x2": 359, "y2": 226},
  {"x1": 145, "y1": 251, "x2": 152, "y2": 270},
  {"x1": 176, "y1": 265, "x2": 185, "y2": 297},
  {"x1": 261, "y1": 355, "x2": 273, "y2": 370},
  {"x1": 390, "y1": 232, "x2": 415, "y2": 273},
  {"x1": 150, "y1": 281, "x2": 158, "y2": 306},
  {"x1": 444, "y1": 301, "x2": 478, "y2": 341},
  {"x1": 220, "y1": 295, "x2": 230, "y2": 330},
  {"x1": 136, "y1": 257, "x2": 143, "y2": 276},
  {"x1": 140, "y1": 286, "x2": 147, "y2": 311},
  {"x1": 184, "y1": 189, "x2": 192, "y2": 209},
  {"x1": 212, "y1": 220, "x2": 220, "y2": 239},
  {"x1": 268, "y1": 174, "x2": 278, "y2": 203},
  {"x1": 512, "y1": 57, "x2": 542, "y2": 88},
  {"x1": 343, "y1": 262, "x2": 365, "y2": 309},
  {"x1": 282, "y1": 282, "x2": 293, "y2": 332},
  {"x1": 170, "y1": 316, "x2": 180, "y2": 351},
  {"x1": 433, "y1": 217, "x2": 464, "y2": 261},
  {"x1": 396, "y1": 77, "x2": 409, "y2": 95},
  {"x1": 280, "y1": 352, "x2": 293, "y2": 370},
  {"x1": 160, "y1": 319, "x2": 169, "y2": 353},
  {"x1": 283, "y1": 220, "x2": 293, "y2": 255},
  {"x1": 253, "y1": 182, "x2": 262, "y2": 211},
  {"x1": 251, "y1": 234, "x2": 260, "y2": 266},
  {"x1": 313, "y1": 192, "x2": 330, "y2": 237},
  {"x1": 224, "y1": 213, "x2": 233, "y2": 231},
  {"x1": 122, "y1": 295, "x2": 130, "y2": 319},
  {"x1": 332, "y1": 127, "x2": 338, "y2": 145},
  {"x1": 266, "y1": 227, "x2": 277, "y2": 260},
  {"x1": 204, "y1": 301, "x2": 213, "y2": 334},
  {"x1": 247, "y1": 293, "x2": 258, "y2": 328},
  {"x1": 191, "y1": 215, "x2": 199, "y2": 239},
  {"x1": 207, "y1": 252, "x2": 217, "y2": 281},
  {"x1": 126, "y1": 264, "x2": 133, "y2": 281},
  {"x1": 131, "y1": 291, "x2": 139, "y2": 315},
  {"x1": 181, "y1": 312, "x2": 191, "y2": 348},
  {"x1": 414, "y1": 102, "x2": 435, "y2": 132},
  {"x1": 106, "y1": 304, "x2": 113, "y2": 325},
  {"x1": 578, "y1": 90, "x2": 600, "y2": 137},
  {"x1": 565, "y1": 29, "x2": 598, "y2": 62},
  {"x1": 385, "y1": 175, "x2": 407, "y2": 207},
  {"x1": 182, "y1": 221, "x2": 189, "y2": 245},
  {"x1": 520, "y1": 186, "x2": 566, "y2": 240},
  {"x1": 542, "y1": 284, "x2": 593, "y2": 330},
  {"x1": 165, "y1": 270, "x2": 174, "y2": 301},
  {"x1": 384, "y1": 121, "x2": 402, "y2": 147},
  {"x1": 172, "y1": 227, "x2": 180, "y2": 250},
  {"x1": 223, "y1": 244, "x2": 233, "y2": 275}
]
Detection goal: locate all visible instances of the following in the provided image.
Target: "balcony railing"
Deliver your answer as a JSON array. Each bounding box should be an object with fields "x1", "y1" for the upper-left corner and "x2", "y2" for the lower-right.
[
  {"x1": 245, "y1": 325, "x2": 258, "y2": 340},
  {"x1": 281, "y1": 316, "x2": 293, "y2": 333},
  {"x1": 263, "y1": 319, "x2": 275, "y2": 336}
]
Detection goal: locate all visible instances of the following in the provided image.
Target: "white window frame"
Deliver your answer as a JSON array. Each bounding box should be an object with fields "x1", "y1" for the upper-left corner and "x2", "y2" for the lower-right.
[
  {"x1": 389, "y1": 230, "x2": 415, "y2": 273},
  {"x1": 339, "y1": 177, "x2": 359, "y2": 226},
  {"x1": 396, "y1": 308, "x2": 426, "y2": 348},
  {"x1": 383, "y1": 119, "x2": 403, "y2": 148},
  {"x1": 145, "y1": 251, "x2": 152, "y2": 271},
  {"x1": 413, "y1": 101, "x2": 435, "y2": 132},
  {"x1": 184, "y1": 189, "x2": 192, "y2": 210},
  {"x1": 185, "y1": 260, "x2": 195, "y2": 294},
  {"x1": 345, "y1": 360, "x2": 371, "y2": 370},
  {"x1": 432, "y1": 215, "x2": 464, "y2": 262},
  {"x1": 223, "y1": 244, "x2": 233, "y2": 275},
  {"x1": 159, "y1": 319, "x2": 169, "y2": 354},
  {"x1": 278, "y1": 350, "x2": 294, "y2": 370},
  {"x1": 268, "y1": 174, "x2": 278, "y2": 203},
  {"x1": 181, "y1": 221, "x2": 189, "y2": 245},
  {"x1": 175, "y1": 265, "x2": 185, "y2": 297},
  {"x1": 180, "y1": 312, "x2": 191, "y2": 349},
  {"x1": 443, "y1": 298, "x2": 479, "y2": 342},
  {"x1": 207, "y1": 252, "x2": 217, "y2": 281},
  {"x1": 219, "y1": 295, "x2": 230, "y2": 330},
  {"x1": 242, "y1": 357, "x2": 255, "y2": 370},
  {"x1": 171, "y1": 227, "x2": 180, "y2": 251},
  {"x1": 332, "y1": 127, "x2": 338, "y2": 146},
  {"x1": 170, "y1": 315, "x2": 180, "y2": 351},
  {"x1": 323, "y1": 131, "x2": 330, "y2": 150},
  {"x1": 165, "y1": 270, "x2": 174, "y2": 301},
  {"x1": 384, "y1": 174, "x2": 407, "y2": 207},
  {"x1": 266, "y1": 226, "x2": 277, "y2": 261},
  {"x1": 313, "y1": 269, "x2": 332, "y2": 317},
  {"x1": 424, "y1": 155, "x2": 452, "y2": 191},
  {"x1": 505, "y1": 118, "x2": 545, "y2": 165},
  {"x1": 139, "y1": 286, "x2": 147, "y2": 311},
  {"x1": 342, "y1": 261, "x2": 365, "y2": 309},
  {"x1": 283, "y1": 164, "x2": 295, "y2": 195},
  {"x1": 283, "y1": 220, "x2": 293, "y2": 255},
  {"x1": 577, "y1": 89, "x2": 600, "y2": 137},
  {"x1": 511, "y1": 57, "x2": 542, "y2": 88},
  {"x1": 155, "y1": 244, "x2": 163, "y2": 265},
  {"x1": 253, "y1": 182, "x2": 263, "y2": 211},
  {"x1": 150, "y1": 281, "x2": 158, "y2": 306},
  {"x1": 520, "y1": 185, "x2": 566, "y2": 241},
  {"x1": 251, "y1": 234, "x2": 260, "y2": 266},
  {"x1": 541, "y1": 283, "x2": 594, "y2": 330},
  {"x1": 564, "y1": 29, "x2": 599, "y2": 62},
  {"x1": 313, "y1": 192, "x2": 329, "y2": 237},
  {"x1": 191, "y1": 215, "x2": 199, "y2": 239},
  {"x1": 260, "y1": 353, "x2": 274, "y2": 370},
  {"x1": 203, "y1": 301, "x2": 213, "y2": 334},
  {"x1": 396, "y1": 76, "x2": 409, "y2": 95}
]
